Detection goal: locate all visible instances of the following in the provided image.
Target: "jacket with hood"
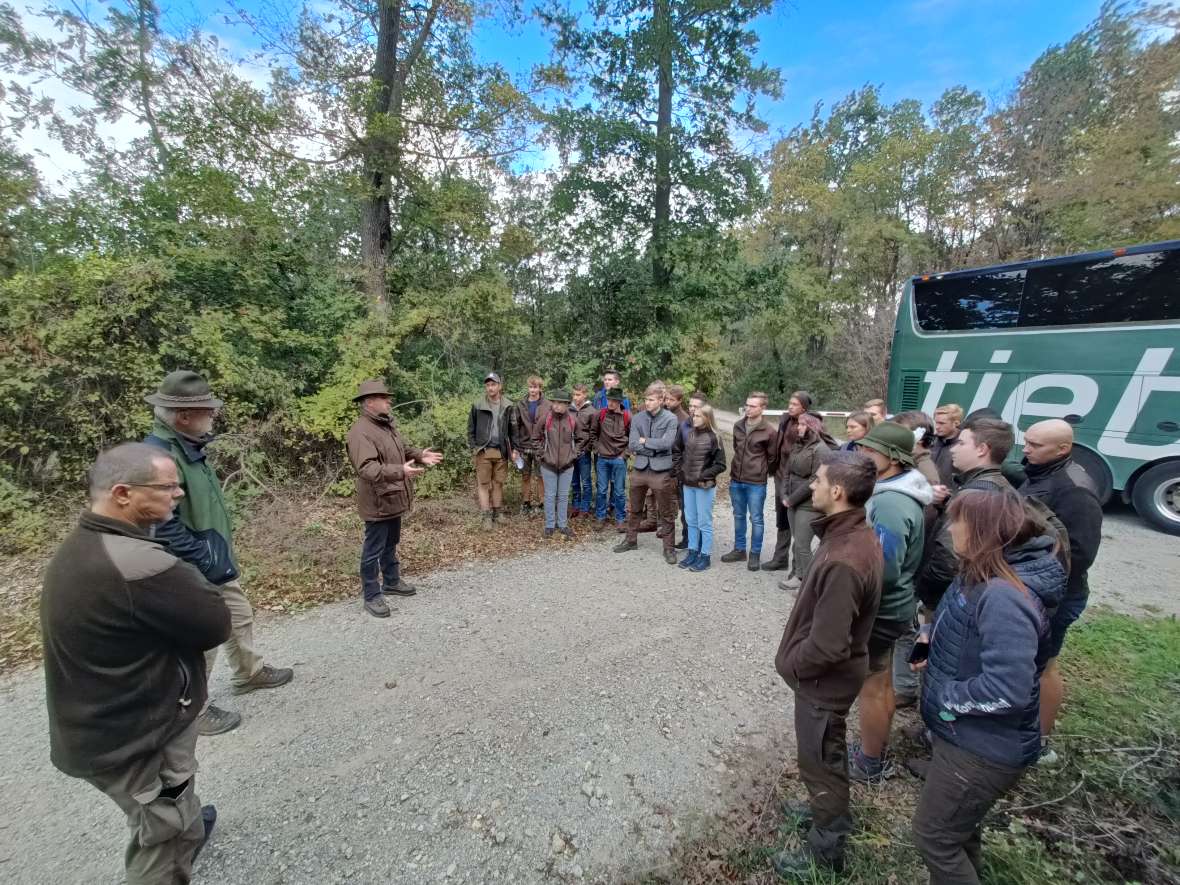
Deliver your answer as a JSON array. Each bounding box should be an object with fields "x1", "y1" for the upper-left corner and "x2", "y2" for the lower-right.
[
  {"x1": 1019, "y1": 454, "x2": 1102, "y2": 601},
  {"x1": 775, "y1": 508, "x2": 884, "y2": 709},
  {"x1": 921, "y1": 533, "x2": 1065, "y2": 768},
  {"x1": 533, "y1": 408, "x2": 582, "y2": 472},
  {"x1": 866, "y1": 467, "x2": 933, "y2": 623},
  {"x1": 468, "y1": 394, "x2": 513, "y2": 457}
]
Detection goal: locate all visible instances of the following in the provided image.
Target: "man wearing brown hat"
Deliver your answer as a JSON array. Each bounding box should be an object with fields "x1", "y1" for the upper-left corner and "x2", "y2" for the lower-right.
[
  {"x1": 346, "y1": 379, "x2": 443, "y2": 618},
  {"x1": 468, "y1": 371, "x2": 514, "y2": 529},
  {"x1": 145, "y1": 371, "x2": 294, "y2": 737}
]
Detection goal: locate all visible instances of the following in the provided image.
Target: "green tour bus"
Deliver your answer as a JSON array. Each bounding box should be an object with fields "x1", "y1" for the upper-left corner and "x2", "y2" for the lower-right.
[{"x1": 887, "y1": 240, "x2": 1180, "y2": 535}]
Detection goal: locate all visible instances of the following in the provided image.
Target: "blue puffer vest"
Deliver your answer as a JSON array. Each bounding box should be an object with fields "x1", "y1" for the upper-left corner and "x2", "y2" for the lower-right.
[{"x1": 921, "y1": 534, "x2": 1065, "y2": 768}]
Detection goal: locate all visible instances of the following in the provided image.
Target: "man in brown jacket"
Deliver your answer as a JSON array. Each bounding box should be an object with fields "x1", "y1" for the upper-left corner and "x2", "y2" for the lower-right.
[
  {"x1": 773, "y1": 450, "x2": 883, "y2": 876},
  {"x1": 511, "y1": 375, "x2": 549, "y2": 516},
  {"x1": 720, "y1": 391, "x2": 778, "y2": 571},
  {"x1": 590, "y1": 388, "x2": 631, "y2": 529},
  {"x1": 346, "y1": 380, "x2": 443, "y2": 618},
  {"x1": 533, "y1": 388, "x2": 584, "y2": 539}
]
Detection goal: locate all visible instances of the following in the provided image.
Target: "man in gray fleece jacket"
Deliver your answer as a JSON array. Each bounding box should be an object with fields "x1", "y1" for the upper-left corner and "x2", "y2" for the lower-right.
[{"x1": 614, "y1": 381, "x2": 681, "y2": 564}]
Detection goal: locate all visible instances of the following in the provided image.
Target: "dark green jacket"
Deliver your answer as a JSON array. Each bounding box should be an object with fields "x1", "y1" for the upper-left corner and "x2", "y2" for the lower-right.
[{"x1": 144, "y1": 420, "x2": 238, "y2": 585}]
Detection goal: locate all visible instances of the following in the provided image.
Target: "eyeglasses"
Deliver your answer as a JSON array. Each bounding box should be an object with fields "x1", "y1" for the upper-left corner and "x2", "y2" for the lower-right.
[{"x1": 125, "y1": 482, "x2": 183, "y2": 492}]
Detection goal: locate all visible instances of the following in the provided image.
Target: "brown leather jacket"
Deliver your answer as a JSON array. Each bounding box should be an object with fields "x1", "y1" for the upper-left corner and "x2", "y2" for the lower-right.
[
  {"x1": 591, "y1": 407, "x2": 630, "y2": 458},
  {"x1": 730, "y1": 417, "x2": 777, "y2": 484},
  {"x1": 572, "y1": 401, "x2": 595, "y2": 455},
  {"x1": 346, "y1": 411, "x2": 425, "y2": 521},
  {"x1": 775, "y1": 507, "x2": 884, "y2": 708},
  {"x1": 533, "y1": 409, "x2": 582, "y2": 472},
  {"x1": 512, "y1": 396, "x2": 549, "y2": 455}
]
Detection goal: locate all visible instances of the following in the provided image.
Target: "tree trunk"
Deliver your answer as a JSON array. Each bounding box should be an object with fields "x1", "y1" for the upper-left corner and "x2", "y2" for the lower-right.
[
  {"x1": 652, "y1": 0, "x2": 673, "y2": 291},
  {"x1": 360, "y1": 1, "x2": 403, "y2": 310}
]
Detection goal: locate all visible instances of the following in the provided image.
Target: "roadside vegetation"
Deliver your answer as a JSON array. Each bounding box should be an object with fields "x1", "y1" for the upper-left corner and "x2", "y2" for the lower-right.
[{"x1": 635, "y1": 611, "x2": 1180, "y2": 884}]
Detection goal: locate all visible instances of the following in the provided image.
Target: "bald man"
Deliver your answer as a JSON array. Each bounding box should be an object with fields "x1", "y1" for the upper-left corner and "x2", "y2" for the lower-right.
[{"x1": 1019, "y1": 419, "x2": 1103, "y2": 762}]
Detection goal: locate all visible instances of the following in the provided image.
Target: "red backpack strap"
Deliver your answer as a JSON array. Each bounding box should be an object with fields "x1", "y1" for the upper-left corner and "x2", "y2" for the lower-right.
[
  {"x1": 545, "y1": 412, "x2": 553, "y2": 432},
  {"x1": 622, "y1": 409, "x2": 631, "y2": 432},
  {"x1": 598, "y1": 408, "x2": 608, "y2": 424}
]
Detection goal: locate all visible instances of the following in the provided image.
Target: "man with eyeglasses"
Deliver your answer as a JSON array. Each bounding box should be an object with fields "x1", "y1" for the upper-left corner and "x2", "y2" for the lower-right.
[
  {"x1": 42, "y1": 442, "x2": 231, "y2": 883},
  {"x1": 144, "y1": 371, "x2": 293, "y2": 736}
]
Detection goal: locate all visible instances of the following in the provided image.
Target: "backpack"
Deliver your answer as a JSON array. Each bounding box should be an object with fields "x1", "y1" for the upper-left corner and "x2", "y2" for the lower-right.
[{"x1": 598, "y1": 407, "x2": 631, "y2": 433}]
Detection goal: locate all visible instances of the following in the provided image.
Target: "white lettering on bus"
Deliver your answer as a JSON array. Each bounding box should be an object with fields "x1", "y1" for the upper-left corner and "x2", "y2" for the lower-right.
[
  {"x1": 920, "y1": 347, "x2": 1180, "y2": 457},
  {"x1": 1099, "y1": 348, "x2": 1180, "y2": 459}
]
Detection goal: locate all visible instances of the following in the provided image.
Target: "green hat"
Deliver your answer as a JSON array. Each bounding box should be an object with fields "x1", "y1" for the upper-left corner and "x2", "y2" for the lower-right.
[
  {"x1": 605, "y1": 388, "x2": 625, "y2": 402},
  {"x1": 548, "y1": 388, "x2": 572, "y2": 403},
  {"x1": 856, "y1": 421, "x2": 916, "y2": 467},
  {"x1": 144, "y1": 370, "x2": 224, "y2": 409}
]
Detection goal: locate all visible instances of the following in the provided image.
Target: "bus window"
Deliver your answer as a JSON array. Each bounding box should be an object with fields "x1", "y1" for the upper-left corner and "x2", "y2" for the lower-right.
[
  {"x1": 1020, "y1": 250, "x2": 1180, "y2": 326},
  {"x1": 913, "y1": 270, "x2": 1025, "y2": 331}
]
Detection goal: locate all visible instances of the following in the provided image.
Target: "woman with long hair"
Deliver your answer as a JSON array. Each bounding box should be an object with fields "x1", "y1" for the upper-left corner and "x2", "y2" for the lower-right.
[
  {"x1": 673, "y1": 403, "x2": 727, "y2": 572},
  {"x1": 842, "y1": 411, "x2": 875, "y2": 452},
  {"x1": 777, "y1": 413, "x2": 831, "y2": 592},
  {"x1": 911, "y1": 487, "x2": 1065, "y2": 884}
]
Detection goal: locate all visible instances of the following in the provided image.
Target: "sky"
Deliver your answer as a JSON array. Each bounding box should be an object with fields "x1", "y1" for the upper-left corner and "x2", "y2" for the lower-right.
[{"x1": 11, "y1": 0, "x2": 1108, "y2": 185}]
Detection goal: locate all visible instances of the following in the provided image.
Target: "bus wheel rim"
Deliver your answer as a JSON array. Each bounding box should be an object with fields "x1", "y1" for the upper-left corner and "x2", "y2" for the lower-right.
[{"x1": 1153, "y1": 477, "x2": 1180, "y2": 526}]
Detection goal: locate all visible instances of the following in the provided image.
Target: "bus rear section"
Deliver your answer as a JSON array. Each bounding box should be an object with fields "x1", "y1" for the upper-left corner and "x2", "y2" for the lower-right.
[{"x1": 887, "y1": 241, "x2": 1180, "y2": 535}]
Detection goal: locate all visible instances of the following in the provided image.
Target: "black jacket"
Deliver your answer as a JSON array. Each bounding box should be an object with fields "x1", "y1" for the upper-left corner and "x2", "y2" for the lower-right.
[
  {"x1": 931, "y1": 433, "x2": 958, "y2": 487},
  {"x1": 1020, "y1": 454, "x2": 1103, "y2": 599},
  {"x1": 468, "y1": 395, "x2": 513, "y2": 456},
  {"x1": 41, "y1": 512, "x2": 230, "y2": 777}
]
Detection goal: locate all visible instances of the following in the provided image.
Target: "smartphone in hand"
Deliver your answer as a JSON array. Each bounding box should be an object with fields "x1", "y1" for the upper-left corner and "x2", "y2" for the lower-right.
[{"x1": 907, "y1": 641, "x2": 931, "y2": 665}]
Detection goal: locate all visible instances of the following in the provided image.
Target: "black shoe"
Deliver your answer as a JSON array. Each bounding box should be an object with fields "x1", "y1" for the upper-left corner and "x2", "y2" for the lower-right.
[
  {"x1": 663, "y1": 549, "x2": 678, "y2": 565},
  {"x1": 543, "y1": 528, "x2": 554, "y2": 539},
  {"x1": 196, "y1": 705, "x2": 241, "y2": 737},
  {"x1": 761, "y1": 558, "x2": 789, "y2": 571},
  {"x1": 364, "y1": 596, "x2": 391, "y2": 618},
  {"x1": 612, "y1": 540, "x2": 638, "y2": 553},
  {"x1": 559, "y1": 526, "x2": 573, "y2": 539},
  {"x1": 192, "y1": 805, "x2": 217, "y2": 865},
  {"x1": 747, "y1": 553, "x2": 761, "y2": 571},
  {"x1": 383, "y1": 581, "x2": 417, "y2": 596},
  {"x1": 674, "y1": 537, "x2": 689, "y2": 550},
  {"x1": 719, "y1": 548, "x2": 747, "y2": 563}
]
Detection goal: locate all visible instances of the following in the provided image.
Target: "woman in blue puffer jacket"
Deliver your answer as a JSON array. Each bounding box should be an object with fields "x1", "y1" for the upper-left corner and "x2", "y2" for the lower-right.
[{"x1": 910, "y1": 487, "x2": 1066, "y2": 885}]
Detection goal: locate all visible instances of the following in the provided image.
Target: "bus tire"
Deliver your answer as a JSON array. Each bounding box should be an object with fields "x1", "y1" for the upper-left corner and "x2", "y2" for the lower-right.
[
  {"x1": 1070, "y1": 445, "x2": 1112, "y2": 505},
  {"x1": 1131, "y1": 462, "x2": 1180, "y2": 537}
]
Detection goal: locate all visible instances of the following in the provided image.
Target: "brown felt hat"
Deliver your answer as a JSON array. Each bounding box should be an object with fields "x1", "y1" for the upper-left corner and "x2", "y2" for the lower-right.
[
  {"x1": 352, "y1": 379, "x2": 392, "y2": 402},
  {"x1": 144, "y1": 370, "x2": 224, "y2": 409}
]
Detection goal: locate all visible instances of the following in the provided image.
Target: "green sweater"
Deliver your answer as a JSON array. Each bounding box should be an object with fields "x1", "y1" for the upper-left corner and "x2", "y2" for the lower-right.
[
  {"x1": 145, "y1": 420, "x2": 238, "y2": 584},
  {"x1": 865, "y1": 468, "x2": 933, "y2": 623}
]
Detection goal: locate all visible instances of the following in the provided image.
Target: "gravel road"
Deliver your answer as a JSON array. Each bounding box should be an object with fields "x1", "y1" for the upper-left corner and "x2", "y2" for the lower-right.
[{"x1": 1, "y1": 454, "x2": 1175, "y2": 884}]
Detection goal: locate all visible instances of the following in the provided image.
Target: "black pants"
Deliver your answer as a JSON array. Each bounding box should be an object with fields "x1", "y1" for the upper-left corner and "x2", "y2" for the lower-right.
[
  {"x1": 768, "y1": 477, "x2": 792, "y2": 564},
  {"x1": 794, "y1": 693, "x2": 853, "y2": 866},
  {"x1": 361, "y1": 517, "x2": 402, "y2": 601},
  {"x1": 912, "y1": 738, "x2": 1025, "y2": 884}
]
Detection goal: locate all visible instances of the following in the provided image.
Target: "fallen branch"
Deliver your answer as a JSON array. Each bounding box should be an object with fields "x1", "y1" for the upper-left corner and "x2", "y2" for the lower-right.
[{"x1": 1004, "y1": 774, "x2": 1086, "y2": 813}]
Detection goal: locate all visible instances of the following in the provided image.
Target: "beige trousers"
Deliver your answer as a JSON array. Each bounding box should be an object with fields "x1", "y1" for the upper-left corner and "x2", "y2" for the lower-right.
[
  {"x1": 202, "y1": 580, "x2": 262, "y2": 708},
  {"x1": 84, "y1": 720, "x2": 205, "y2": 885}
]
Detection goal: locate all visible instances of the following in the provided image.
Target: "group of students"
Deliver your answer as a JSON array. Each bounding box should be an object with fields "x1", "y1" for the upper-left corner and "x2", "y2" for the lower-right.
[{"x1": 772, "y1": 402, "x2": 1104, "y2": 884}]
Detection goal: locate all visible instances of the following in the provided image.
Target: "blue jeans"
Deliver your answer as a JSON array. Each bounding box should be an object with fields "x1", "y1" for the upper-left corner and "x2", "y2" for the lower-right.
[
  {"x1": 361, "y1": 517, "x2": 401, "y2": 601},
  {"x1": 684, "y1": 485, "x2": 718, "y2": 555},
  {"x1": 595, "y1": 457, "x2": 627, "y2": 523},
  {"x1": 571, "y1": 453, "x2": 593, "y2": 512},
  {"x1": 730, "y1": 481, "x2": 767, "y2": 554},
  {"x1": 541, "y1": 465, "x2": 574, "y2": 529}
]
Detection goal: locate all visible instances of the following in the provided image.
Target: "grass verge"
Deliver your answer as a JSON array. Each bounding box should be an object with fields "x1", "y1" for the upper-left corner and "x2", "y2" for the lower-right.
[{"x1": 632, "y1": 610, "x2": 1180, "y2": 884}]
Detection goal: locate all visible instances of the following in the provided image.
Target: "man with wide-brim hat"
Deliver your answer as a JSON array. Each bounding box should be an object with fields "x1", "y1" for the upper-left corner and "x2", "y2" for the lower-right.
[
  {"x1": 533, "y1": 388, "x2": 582, "y2": 540},
  {"x1": 345, "y1": 379, "x2": 443, "y2": 618},
  {"x1": 144, "y1": 371, "x2": 294, "y2": 738},
  {"x1": 847, "y1": 421, "x2": 933, "y2": 784}
]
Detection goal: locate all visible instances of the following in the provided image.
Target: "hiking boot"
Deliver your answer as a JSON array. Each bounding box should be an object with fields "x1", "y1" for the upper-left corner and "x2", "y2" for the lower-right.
[
  {"x1": 771, "y1": 847, "x2": 844, "y2": 878},
  {"x1": 480, "y1": 511, "x2": 493, "y2": 529},
  {"x1": 192, "y1": 805, "x2": 217, "y2": 866},
  {"x1": 719, "y1": 549, "x2": 747, "y2": 563},
  {"x1": 904, "y1": 757, "x2": 931, "y2": 780},
  {"x1": 747, "y1": 553, "x2": 761, "y2": 571},
  {"x1": 663, "y1": 549, "x2": 678, "y2": 566},
  {"x1": 639, "y1": 519, "x2": 658, "y2": 533},
  {"x1": 196, "y1": 705, "x2": 241, "y2": 736},
  {"x1": 612, "y1": 540, "x2": 638, "y2": 553},
  {"x1": 364, "y1": 596, "x2": 391, "y2": 618},
  {"x1": 778, "y1": 575, "x2": 803, "y2": 592},
  {"x1": 559, "y1": 526, "x2": 574, "y2": 539},
  {"x1": 232, "y1": 665, "x2": 294, "y2": 695},
  {"x1": 761, "y1": 558, "x2": 789, "y2": 571},
  {"x1": 689, "y1": 553, "x2": 711, "y2": 572},
  {"x1": 383, "y1": 581, "x2": 417, "y2": 596},
  {"x1": 543, "y1": 527, "x2": 554, "y2": 539},
  {"x1": 848, "y1": 745, "x2": 897, "y2": 784},
  {"x1": 678, "y1": 550, "x2": 700, "y2": 570}
]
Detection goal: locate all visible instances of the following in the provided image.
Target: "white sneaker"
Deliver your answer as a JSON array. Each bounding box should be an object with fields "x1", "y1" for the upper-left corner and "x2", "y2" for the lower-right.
[{"x1": 1037, "y1": 744, "x2": 1060, "y2": 766}]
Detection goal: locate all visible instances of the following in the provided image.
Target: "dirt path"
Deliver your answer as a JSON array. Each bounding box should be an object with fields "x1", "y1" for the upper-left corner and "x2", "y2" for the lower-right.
[{"x1": 1, "y1": 465, "x2": 1174, "y2": 884}]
